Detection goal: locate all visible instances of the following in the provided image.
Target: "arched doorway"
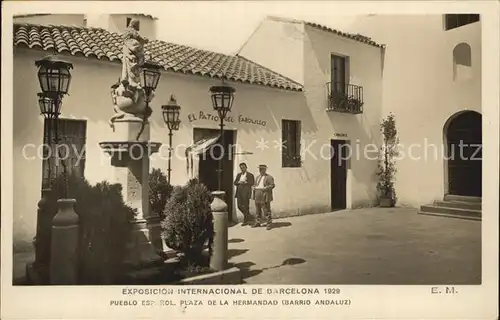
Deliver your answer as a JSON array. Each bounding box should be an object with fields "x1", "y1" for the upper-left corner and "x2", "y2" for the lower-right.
[{"x1": 444, "y1": 111, "x2": 482, "y2": 197}]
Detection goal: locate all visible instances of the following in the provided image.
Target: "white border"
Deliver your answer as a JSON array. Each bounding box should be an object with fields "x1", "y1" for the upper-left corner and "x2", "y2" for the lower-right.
[{"x1": 2, "y1": 1, "x2": 499, "y2": 319}]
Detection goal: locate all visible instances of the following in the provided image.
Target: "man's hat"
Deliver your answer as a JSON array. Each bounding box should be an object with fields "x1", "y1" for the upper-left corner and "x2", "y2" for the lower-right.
[{"x1": 258, "y1": 164, "x2": 267, "y2": 169}]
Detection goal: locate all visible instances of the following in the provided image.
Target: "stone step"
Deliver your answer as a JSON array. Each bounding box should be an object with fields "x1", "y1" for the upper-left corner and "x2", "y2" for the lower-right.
[
  {"x1": 419, "y1": 205, "x2": 481, "y2": 220},
  {"x1": 433, "y1": 200, "x2": 481, "y2": 211},
  {"x1": 443, "y1": 195, "x2": 481, "y2": 203},
  {"x1": 418, "y1": 211, "x2": 481, "y2": 221}
]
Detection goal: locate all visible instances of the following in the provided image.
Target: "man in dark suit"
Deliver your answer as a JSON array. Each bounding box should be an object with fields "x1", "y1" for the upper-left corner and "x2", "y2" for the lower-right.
[
  {"x1": 252, "y1": 164, "x2": 275, "y2": 230},
  {"x1": 234, "y1": 162, "x2": 255, "y2": 226}
]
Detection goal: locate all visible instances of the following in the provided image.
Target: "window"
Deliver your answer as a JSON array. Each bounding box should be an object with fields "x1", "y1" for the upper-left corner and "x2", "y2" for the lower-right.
[
  {"x1": 126, "y1": 17, "x2": 140, "y2": 30},
  {"x1": 331, "y1": 54, "x2": 348, "y2": 93},
  {"x1": 42, "y1": 119, "x2": 87, "y2": 189},
  {"x1": 445, "y1": 14, "x2": 480, "y2": 30},
  {"x1": 281, "y1": 120, "x2": 301, "y2": 168},
  {"x1": 453, "y1": 43, "x2": 472, "y2": 81}
]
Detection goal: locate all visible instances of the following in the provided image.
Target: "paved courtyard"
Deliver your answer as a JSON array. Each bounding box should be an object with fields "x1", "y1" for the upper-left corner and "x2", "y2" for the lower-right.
[{"x1": 228, "y1": 207, "x2": 481, "y2": 284}]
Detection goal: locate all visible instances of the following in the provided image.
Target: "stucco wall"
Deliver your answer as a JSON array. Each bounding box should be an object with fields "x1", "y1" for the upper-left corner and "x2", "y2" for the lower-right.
[
  {"x1": 349, "y1": 15, "x2": 481, "y2": 207},
  {"x1": 83, "y1": 14, "x2": 157, "y2": 40},
  {"x1": 13, "y1": 48, "x2": 324, "y2": 251},
  {"x1": 13, "y1": 14, "x2": 86, "y2": 26},
  {"x1": 302, "y1": 25, "x2": 384, "y2": 209},
  {"x1": 239, "y1": 18, "x2": 384, "y2": 209},
  {"x1": 237, "y1": 18, "x2": 305, "y2": 85}
]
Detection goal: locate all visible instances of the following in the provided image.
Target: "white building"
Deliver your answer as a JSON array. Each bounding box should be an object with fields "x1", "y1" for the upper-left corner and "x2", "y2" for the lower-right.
[
  {"x1": 12, "y1": 14, "x2": 384, "y2": 252},
  {"x1": 348, "y1": 14, "x2": 482, "y2": 211}
]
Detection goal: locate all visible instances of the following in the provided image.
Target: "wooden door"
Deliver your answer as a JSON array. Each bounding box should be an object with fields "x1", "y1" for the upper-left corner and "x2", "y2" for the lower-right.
[
  {"x1": 447, "y1": 111, "x2": 482, "y2": 197},
  {"x1": 331, "y1": 139, "x2": 348, "y2": 210},
  {"x1": 331, "y1": 54, "x2": 347, "y2": 93}
]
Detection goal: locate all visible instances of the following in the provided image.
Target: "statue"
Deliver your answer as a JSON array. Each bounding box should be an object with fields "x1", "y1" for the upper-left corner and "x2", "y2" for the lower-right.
[{"x1": 109, "y1": 18, "x2": 154, "y2": 132}]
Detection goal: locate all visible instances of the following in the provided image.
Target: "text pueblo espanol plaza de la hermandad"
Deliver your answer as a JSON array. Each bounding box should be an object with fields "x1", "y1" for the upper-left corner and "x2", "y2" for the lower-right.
[{"x1": 111, "y1": 287, "x2": 351, "y2": 307}]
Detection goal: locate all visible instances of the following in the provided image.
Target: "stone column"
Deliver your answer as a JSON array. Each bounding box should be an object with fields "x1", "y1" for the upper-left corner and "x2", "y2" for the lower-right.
[
  {"x1": 210, "y1": 191, "x2": 228, "y2": 271},
  {"x1": 100, "y1": 116, "x2": 163, "y2": 269},
  {"x1": 50, "y1": 199, "x2": 79, "y2": 285}
]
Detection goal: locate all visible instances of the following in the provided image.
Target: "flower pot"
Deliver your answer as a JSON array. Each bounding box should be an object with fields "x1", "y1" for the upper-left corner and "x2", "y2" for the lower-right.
[{"x1": 379, "y1": 197, "x2": 394, "y2": 208}]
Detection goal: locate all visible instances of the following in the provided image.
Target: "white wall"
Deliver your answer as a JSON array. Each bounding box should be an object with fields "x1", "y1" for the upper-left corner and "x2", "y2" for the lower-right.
[
  {"x1": 14, "y1": 14, "x2": 86, "y2": 26},
  {"x1": 84, "y1": 14, "x2": 157, "y2": 40},
  {"x1": 349, "y1": 15, "x2": 481, "y2": 207},
  {"x1": 237, "y1": 17, "x2": 305, "y2": 85},
  {"x1": 239, "y1": 18, "x2": 384, "y2": 210},
  {"x1": 302, "y1": 24, "x2": 384, "y2": 208}
]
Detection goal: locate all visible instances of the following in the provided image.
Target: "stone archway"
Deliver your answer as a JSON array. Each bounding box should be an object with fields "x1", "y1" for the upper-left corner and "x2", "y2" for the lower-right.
[{"x1": 443, "y1": 110, "x2": 482, "y2": 197}]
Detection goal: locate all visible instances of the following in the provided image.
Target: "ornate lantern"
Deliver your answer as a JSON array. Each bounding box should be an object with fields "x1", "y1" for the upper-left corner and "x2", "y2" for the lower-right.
[
  {"x1": 161, "y1": 95, "x2": 181, "y2": 131},
  {"x1": 35, "y1": 55, "x2": 73, "y2": 98},
  {"x1": 141, "y1": 61, "x2": 162, "y2": 99},
  {"x1": 38, "y1": 93, "x2": 61, "y2": 119},
  {"x1": 209, "y1": 83, "x2": 235, "y2": 120}
]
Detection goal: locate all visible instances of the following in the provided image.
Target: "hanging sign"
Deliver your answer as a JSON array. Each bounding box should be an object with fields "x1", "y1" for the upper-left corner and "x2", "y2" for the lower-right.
[{"x1": 187, "y1": 111, "x2": 267, "y2": 127}]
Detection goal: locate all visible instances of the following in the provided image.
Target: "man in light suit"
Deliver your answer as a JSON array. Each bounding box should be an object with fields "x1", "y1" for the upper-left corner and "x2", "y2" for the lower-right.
[
  {"x1": 234, "y1": 162, "x2": 255, "y2": 226},
  {"x1": 252, "y1": 164, "x2": 275, "y2": 230}
]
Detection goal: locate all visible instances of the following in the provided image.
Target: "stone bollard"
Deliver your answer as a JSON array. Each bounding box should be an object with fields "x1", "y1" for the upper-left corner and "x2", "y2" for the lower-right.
[
  {"x1": 210, "y1": 191, "x2": 228, "y2": 271},
  {"x1": 50, "y1": 199, "x2": 79, "y2": 285}
]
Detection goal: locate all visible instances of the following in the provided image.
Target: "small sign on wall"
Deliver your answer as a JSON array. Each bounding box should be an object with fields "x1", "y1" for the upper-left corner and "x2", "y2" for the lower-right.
[
  {"x1": 334, "y1": 133, "x2": 348, "y2": 138},
  {"x1": 187, "y1": 111, "x2": 267, "y2": 127}
]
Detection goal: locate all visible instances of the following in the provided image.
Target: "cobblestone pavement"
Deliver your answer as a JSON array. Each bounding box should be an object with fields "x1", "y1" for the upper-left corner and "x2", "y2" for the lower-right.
[{"x1": 228, "y1": 207, "x2": 481, "y2": 285}]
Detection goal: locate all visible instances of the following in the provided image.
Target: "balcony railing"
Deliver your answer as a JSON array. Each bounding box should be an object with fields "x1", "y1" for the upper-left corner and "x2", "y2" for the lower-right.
[{"x1": 326, "y1": 82, "x2": 364, "y2": 114}]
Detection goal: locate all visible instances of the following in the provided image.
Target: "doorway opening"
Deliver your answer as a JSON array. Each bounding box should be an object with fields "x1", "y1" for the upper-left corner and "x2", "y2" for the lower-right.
[
  {"x1": 194, "y1": 128, "x2": 236, "y2": 221},
  {"x1": 444, "y1": 111, "x2": 482, "y2": 197},
  {"x1": 331, "y1": 139, "x2": 349, "y2": 210}
]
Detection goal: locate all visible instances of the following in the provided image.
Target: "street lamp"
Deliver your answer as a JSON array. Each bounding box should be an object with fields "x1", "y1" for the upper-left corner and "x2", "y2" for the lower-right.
[
  {"x1": 161, "y1": 95, "x2": 181, "y2": 184},
  {"x1": 135, "y1": 61, "x2": 162, "y2": 140},
  {"x1": 35, "y1": 55, "x2": 73, "y2": 197},
  {"x1": 141, "y1": 61, "x2": 162, "y2": 102},
  {"x1": 209, "y1": 83, "x2": 236, "y2": 191},
  {"x1": 33, "y1": 55, "x2": 73, "y2": 283}
]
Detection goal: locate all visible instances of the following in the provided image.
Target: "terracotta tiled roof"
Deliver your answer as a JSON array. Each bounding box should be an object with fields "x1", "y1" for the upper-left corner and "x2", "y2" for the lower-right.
[
  {"x1": 304, "y1": 22, "x2": 385, "y2": 48},
  {"x1": 266, "y1": 16, "x2": 384, "y2": 48},
  {"x1": 13, "y1": 23, "x2": 304, "y2": 92}
]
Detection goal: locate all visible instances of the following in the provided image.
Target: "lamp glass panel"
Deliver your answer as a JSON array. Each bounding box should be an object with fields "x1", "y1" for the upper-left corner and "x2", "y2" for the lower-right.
[
  {"x1": 167, "y1": 109, "x2": 175, "y2": 123},
  {"x1": 142, "y1": 69, "x2": 160, "y2": 90},
  {"x1": 173, "y1": 109, "x2": 180, "y2": 122},
  {"x1": 162, "y1": 111, "x2": 168, "y2": 124}
]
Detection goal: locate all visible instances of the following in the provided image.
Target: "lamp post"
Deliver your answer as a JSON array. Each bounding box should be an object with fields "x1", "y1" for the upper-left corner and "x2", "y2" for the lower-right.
[
  {"x1": 161, "y1": 95, "x2": 181, "y2": 184},
  {"x1": 209, "y1": 83, "x2": 236, "y2": 191},
  {"x1": 34, "y1": 55, "x2": 79, "y2": 285},
  {"x1": 35, "y1": 55, "x2": 73, "y2": 195},
  {"x1": 208, "y1": 82, "x2": 235, "y2": 272}
]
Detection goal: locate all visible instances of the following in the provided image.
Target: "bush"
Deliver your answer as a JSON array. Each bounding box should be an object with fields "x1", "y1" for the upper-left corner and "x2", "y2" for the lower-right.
[
  {"x1": 376, "y1": 113, "x2": 399, "y2": 203},
  {"x1": 48, "y1": 173, "x2": 135, "y2": 285},
  {"x1": 161, "y1": 179, "x2": 214, "y2": 266},
  {"x1": 149, "y1": 168, "x2": 173, "y2": 220}
]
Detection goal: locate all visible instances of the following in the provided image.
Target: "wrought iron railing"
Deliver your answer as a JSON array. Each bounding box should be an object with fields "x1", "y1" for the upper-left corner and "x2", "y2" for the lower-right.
[{"x1": 326, "y1": 82, "x2": 364, "y2": 114}]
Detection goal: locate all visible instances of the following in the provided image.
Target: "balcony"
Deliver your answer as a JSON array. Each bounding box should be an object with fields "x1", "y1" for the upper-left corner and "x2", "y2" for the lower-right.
[{"x1": 326, "y1": 82, "x2": 364, "y2": 114}]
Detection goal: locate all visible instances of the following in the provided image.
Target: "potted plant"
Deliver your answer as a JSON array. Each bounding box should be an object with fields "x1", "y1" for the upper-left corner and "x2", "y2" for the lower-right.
[{"x1": 376, "y1": 113, "x2": 399, "y2": 207}]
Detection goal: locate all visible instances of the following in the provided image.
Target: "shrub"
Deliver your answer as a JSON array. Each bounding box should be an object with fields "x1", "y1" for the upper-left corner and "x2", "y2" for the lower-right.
[
  {"x1": 161, "y1": 179, "x2": 214, "y2": 266},
  {"x1": 48, "y1": 173, "x2": 135, "y2": 285},
  {"x1": 376, "y1": 113, "x2": 399, "y2": 204},
  {"x1": 149, "y1": 168, "x2": 173, "y2": 220}
]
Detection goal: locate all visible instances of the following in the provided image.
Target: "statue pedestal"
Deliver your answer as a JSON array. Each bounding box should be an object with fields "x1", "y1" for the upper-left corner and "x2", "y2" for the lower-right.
[
  {"x1": 111, "y1": 115, "x2": 150, "y2": 142},
  {"x1": 100, "y1": 120, "x2": 163, "y2": 269}
]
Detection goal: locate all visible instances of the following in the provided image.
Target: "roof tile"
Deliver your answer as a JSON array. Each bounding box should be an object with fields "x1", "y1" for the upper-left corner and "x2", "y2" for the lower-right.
[{"x1": 14, "y1": 23, "x2": 303, "y2": 91}]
